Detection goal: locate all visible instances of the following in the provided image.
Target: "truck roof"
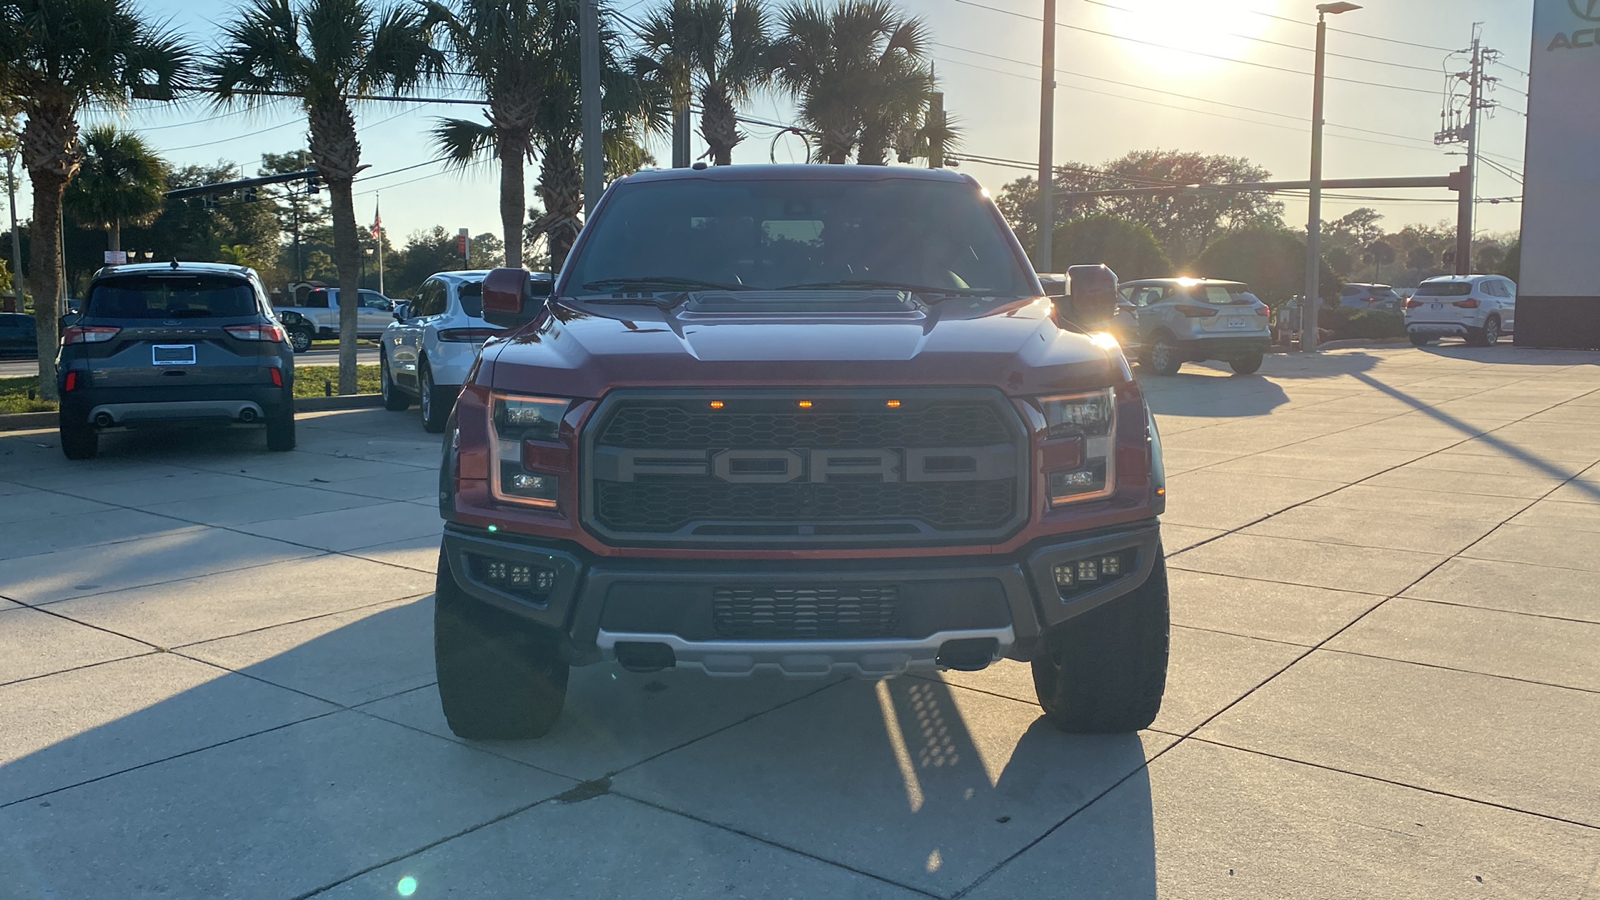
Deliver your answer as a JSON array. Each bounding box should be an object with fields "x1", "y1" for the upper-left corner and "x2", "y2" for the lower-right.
[{"x1": 620, "y1": 164, "x2": 978, "y2": 186}]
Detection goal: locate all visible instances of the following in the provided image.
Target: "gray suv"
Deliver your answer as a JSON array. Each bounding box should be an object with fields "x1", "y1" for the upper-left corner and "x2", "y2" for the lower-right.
[
  {"x1": 56, "y1": 262, "x2": 296, "y2": 459},
  {"x1": 1114, "y1": 278, "x2": 1272, "y2": 376}
]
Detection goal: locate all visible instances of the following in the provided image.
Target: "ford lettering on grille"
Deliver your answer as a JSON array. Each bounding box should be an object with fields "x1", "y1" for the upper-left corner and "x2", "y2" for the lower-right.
[{"x1": 583, "y1": 391, "x2": 1029, "y2": 544}]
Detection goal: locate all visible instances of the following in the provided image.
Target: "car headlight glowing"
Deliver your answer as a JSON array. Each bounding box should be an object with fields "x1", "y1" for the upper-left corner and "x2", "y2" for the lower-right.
[
  {"x1": 489, "y1": 394, "x2": 571, "y2": 508},
  {"x1": 1037, "y1": 388, "x2": 1116, "y2": 506}
]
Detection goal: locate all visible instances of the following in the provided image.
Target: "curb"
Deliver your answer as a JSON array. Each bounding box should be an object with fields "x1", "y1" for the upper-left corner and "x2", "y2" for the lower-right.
[
  {"x1": 1316, "y1": 337, "x2": 1410, "y2": 351},
  {"x1": 0, "y1": 393, "x2": 384, "y2": 433}
]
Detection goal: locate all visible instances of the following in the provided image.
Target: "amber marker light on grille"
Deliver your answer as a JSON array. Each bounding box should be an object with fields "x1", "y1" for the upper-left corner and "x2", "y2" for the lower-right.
[
  {"x1": 797, "y1": 400, "x2": 813, "y2": 408},
  {"x1": 709, "y1": 400, "x2": 725, "y2": 409},
  {"x1": 885, "y1": 400, "x2": 901, "y2": 408}
]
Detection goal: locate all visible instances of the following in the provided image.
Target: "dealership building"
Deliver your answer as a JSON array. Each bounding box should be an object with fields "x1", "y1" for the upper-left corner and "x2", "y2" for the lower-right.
[{"x1": 1517, "y1": 0, "x2": 1600, "y2": 348}]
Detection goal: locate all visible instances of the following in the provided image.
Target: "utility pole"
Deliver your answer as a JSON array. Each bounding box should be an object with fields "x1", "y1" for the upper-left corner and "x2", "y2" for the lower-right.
[
  {"x1": 1456, "y1": 34, "x2": 1481, "y2": 275},
  {"x1": 1035, "y1": 0, "x2": 1055, "y2": 273},
  {"x1": 580, "y1": 0, "x2": 604, "y2": 222},
  {"x1": 1435, "y1": 24, "x2": 1496, "y2": 276},
  {"x1": 1302, "y1": 3, "x2": 1361, "y2": 353},
  {"x1": 926, "y1": 92, "x2": 945, "y2": 169}
]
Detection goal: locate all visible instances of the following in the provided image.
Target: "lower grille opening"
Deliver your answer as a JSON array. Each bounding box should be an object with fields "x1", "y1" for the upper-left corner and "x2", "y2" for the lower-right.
[{"x1": 713, "y1": 585, "x2": 900, "y2": 639}]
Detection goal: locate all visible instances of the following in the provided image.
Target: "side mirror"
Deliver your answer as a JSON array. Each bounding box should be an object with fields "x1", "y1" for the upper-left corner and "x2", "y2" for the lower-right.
[
  {"x1": 60, "y1": 312, "x2": 83, "y2": 328},
  {"x1": 481, "y1": 268, "x2": 545, "y2": 330},
  {"x1": 1038, "y1": 274, "x2": 1067, "y2": 298},
  {"x1": 392, "y1": 311, "x2": 405, "y2": 322},
  {"x1": 1064, "y1": 264, "x2": 1120, "y2": 328}
]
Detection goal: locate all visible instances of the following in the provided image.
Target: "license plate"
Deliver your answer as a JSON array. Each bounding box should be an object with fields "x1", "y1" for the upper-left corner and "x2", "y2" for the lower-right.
[
  {"x1": 152, "y1": 344, "x2": 196, "y2": 366},
  {"x1": 1228, "y1": 317, "x2": 1249, "y2": 328},
  {"x1": 1431, "y1": 303, "x2": 1443, "y2": 310}
]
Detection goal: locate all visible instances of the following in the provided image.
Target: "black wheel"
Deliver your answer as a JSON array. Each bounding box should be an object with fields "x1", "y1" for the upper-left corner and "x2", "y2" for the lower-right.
[
  {"x1": 265, "y1": 405, "x2": 296, "y2": 451},
  {"x1": 419, "y1": 361, "x2": 451, "y2": 434},
  {"x1": 1141, "y1": 334, "x2": 1182, "y2": 376},
  {"x1": 434, "y1": 547, "x2": 569, "y2": 739},
  {"x1": 1031, "y1": 554, "x2": 1169, "y2": 733},
  {"x1": 1469, "y1": 316, "x2": 1500, "y2": 348},
  {"x1": 289, "y1": 328, "x2": 313, "y2": 353},
  {"x1": 59, "y1": 409, "x2": 97, "y2": 460},
  {"x1": 1228, "y1": 354, "x2": 1263, "y2": 376},
  {"x1": 380, "y1": 352, "x2": 411, "y2": 411},
  {"x1": 1409, "y1": 333, "x2": 1431, "y2": 347}
]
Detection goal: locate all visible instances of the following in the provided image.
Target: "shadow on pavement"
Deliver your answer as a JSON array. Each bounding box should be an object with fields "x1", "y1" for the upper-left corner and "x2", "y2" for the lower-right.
[{"x1": 0, "y1": 600, "x2": 1158, "y2": 899}]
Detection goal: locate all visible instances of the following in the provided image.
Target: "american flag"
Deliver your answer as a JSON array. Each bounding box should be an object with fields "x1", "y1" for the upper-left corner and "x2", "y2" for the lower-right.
[{"x1": 370, "y1": 200, "x2": 382, "y2": 240}]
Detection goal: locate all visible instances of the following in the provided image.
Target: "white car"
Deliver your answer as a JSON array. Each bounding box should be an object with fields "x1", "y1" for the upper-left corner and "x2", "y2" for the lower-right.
[
  {"x1": 379, "y1": 271, "x2": 551, "y2": 432},
  {"x1": 1404, "y1": 274, "x2": 1516, "y2": 347}
]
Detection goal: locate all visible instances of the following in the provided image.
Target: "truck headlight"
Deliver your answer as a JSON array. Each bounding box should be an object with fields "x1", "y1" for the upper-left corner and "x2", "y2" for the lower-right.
[
  {"x1": 1037, "y1": 388, "x2": 1116, "y2": 506},
  {"x1": 490, "y1": 394, "x2": 571, "y2": 508}
]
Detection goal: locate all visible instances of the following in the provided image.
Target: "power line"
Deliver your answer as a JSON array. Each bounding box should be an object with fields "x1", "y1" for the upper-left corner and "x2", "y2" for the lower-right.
[
  {"x1": 933, "y1": 42, "x2": 1447, "y2": 151},
  {"x1": 944, "y1": 0, "x2": 1439, "y2": 95},
  {"x1": 1079, "y1": 0, "x2": 1443, "y2": 75}
]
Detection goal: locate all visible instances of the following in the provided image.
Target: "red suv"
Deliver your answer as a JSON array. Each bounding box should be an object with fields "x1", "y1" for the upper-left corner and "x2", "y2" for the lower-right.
[{"x1": 433, "y1": 165, "x2": 1169, "y2": 738}]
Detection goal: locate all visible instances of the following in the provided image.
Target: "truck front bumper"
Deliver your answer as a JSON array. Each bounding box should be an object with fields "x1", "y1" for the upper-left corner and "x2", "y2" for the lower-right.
[{"x1": 439, "y1": 519, "x2": 1164, "y2": 676}]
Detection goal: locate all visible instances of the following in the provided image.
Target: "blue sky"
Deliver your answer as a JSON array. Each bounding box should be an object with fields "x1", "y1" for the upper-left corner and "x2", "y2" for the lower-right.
[{"x1": 23, "y1": 0, "x2": 1535, "y2": 252}]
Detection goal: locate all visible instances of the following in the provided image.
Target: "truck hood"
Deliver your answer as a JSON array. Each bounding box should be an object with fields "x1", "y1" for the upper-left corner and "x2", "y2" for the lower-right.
[{"x1": 478, "y1": 292, "x2": 1127, "y2": 398}]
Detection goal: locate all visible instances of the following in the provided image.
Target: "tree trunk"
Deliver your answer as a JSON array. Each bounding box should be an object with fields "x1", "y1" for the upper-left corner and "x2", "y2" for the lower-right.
[
  {"x1": 700, "y1": 88, "x2": 741, "y2": 167},
  {"x1": 308, "y1": 101, "x2": 363, "y2": 395},
  {"x1": 27, "y1": 169, "x2": 66, "y2": 403},
  {"x1": 533, "y1": 146, "x2": 584, "y2": 270},
  {"x1": 327, "y1": 178, "x2": 361, "y2": 394},
  {"x1": 21, "y1": 105, "x2": 81, "y2": 404},
  {"x1": 497, "y1": 133, "x2": 526, "y2": 269}
]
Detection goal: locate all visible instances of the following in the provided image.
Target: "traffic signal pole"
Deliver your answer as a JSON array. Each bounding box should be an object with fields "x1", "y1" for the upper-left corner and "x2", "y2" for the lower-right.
[{"x1": 1035, "y1": 0, "x2": 1055, "y2": 273}]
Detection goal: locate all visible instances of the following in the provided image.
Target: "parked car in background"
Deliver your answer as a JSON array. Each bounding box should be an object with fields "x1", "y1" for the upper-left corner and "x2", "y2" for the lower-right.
[
  {"x1": 1115, "y1": 277, "x2": 1273, "y2": 376},
  {"x1": 55, "y1": 262, "x2": 295, "y2": 459},
  {"x1": 379, "y1": 270, "x2": 551, "y2": 432},
  {"x1": 1339, "y1": 283, "x2": 1402, "y2": 311},
  {"x1": 275, "y1": 308, "x2": 315, "y2": 353},
  {"x1": 278, "y1": 287, "x2": 396, "y2": 340},
  {"x1": 0, "y1": 312, "x2": 37, "y2": 357},
  {"x1": 1404, "y1": 274, "x2": 1516, "y2": 347}
]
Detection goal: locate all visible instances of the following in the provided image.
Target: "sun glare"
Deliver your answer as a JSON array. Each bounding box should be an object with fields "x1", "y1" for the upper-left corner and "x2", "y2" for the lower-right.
[{"x1": 1099, "y1": 0, "x2": 1278, "y2": 75}]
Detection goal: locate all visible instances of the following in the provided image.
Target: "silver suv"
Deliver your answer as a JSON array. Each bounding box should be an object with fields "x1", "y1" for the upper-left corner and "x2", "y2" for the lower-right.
[
  {"x1": 1404, "y1": 274, "x2": 1516, "y2": 347},
  {"x1": 378, "y1": 271, "x2": 551, "y2": 432},
  {"x1": 1114, "y1": 278, "x2": 1272, "y2": 376}
]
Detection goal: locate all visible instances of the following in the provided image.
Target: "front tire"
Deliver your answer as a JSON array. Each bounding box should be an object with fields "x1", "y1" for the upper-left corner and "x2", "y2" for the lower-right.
[
  {"x1": 1229, "y1": 354, "x2": 1263, "y2": 376},
  {"x1": 419, "y1": 361, "x2": 451, "y2": 434},
  {"x1": 59, "y1": 410, "x2": 97, "y2": 460},
  {"x1": 1031, "y1": 554, "x2": 1169, "y2": 733},
  {"x1": 1409, "y1": 333, "x2": 1431, "y2": 347},
  {"x1": 289, "y1": 328, "x2": 313, "y2": 353},
  {"x1": 1141, "y1": 335, "x2": 1183, "y2": 376},
  {"x1": 434, "y1": 547, "x2": 569, "y2": 739},
  {"x1": 380, "y1": 353, "x2": 411, "y2": 411}
]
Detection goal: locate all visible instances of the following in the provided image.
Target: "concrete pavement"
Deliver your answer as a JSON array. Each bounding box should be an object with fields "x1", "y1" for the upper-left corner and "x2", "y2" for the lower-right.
[{"x1": 1, "y1": 345, "x2": 1598, "y2": 899}]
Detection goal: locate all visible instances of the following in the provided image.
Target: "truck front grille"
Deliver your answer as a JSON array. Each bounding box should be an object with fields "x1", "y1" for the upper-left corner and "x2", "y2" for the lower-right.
[
  {"x1": 582, "y1": 390, "x2": 1028, "y2": 546},
  {"x1": 713, "y1": 585, "x2": 899, "y2": 639}
]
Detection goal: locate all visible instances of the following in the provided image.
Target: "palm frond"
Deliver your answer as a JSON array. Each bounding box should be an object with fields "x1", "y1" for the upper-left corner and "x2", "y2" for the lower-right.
[{"x1": 429, "y1": 117, "x2": 497, "y2": 169}]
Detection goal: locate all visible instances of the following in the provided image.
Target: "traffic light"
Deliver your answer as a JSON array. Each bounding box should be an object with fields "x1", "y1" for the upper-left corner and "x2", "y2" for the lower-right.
[
  {"x1": 243, "y1": 187, "x2": 258, "y2": 203},
  {"x1": 306, "y1": 176, "x2": 321, "y2": 196}
]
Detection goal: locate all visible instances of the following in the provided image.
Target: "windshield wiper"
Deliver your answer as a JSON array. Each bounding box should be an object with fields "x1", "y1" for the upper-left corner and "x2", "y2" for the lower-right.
[
  {"x1": 580, "y1": 276, "x2": 747, "y2": 294},
  {"x1": 775, "y1": 279, "x2": 997, "y2": 297}
]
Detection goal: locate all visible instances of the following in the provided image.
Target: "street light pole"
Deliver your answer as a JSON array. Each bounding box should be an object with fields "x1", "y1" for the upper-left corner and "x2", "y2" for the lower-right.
[
  {"x1": 580, "y1": 0, "x2": 604, "y2": 222},
  {"x1": 1035, "y1": 0, "x2": 1056, "y2": 273},
  {"x1": 1302, "y1": 2, "x2": 1360, "y2": 352}
]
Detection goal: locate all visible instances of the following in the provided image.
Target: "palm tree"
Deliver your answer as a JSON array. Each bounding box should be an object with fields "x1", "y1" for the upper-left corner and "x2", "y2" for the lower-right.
[
  {"x1": 774, "y1": 0, "x2": 931, "y2": 165},
  {"x1": 64, "y1": 125, "x2": 169, "y2": 253},
  {"x1": 528, "y1": 0, "x2": 667, "y2": 267},
  {"x1": 637, "y1": 0, "x2": 776, "y2": 167},
  {"x1": 426, "y1": 0, "x2": 558, "y2": 268},
  {"x1": 206, "y1": 0, "x2": 445, "y2": 394},
  {"x1": 0, "y1": 0, "x2": 191, "y2": 402}
]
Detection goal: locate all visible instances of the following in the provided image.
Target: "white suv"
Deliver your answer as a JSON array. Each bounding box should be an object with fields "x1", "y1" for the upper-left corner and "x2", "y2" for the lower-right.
[
  {"x1": 379, "y1": 271, "x2": 526, "y2": 432},
  {"x1": 1404, "y1": 275, "x2": 1516, "y2": 347}
]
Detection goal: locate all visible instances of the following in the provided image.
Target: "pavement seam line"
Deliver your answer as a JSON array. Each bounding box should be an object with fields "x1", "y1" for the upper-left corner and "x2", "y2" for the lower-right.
[{"x1": 1184, "y1": 734, "x2": 1600, "y2": 833}]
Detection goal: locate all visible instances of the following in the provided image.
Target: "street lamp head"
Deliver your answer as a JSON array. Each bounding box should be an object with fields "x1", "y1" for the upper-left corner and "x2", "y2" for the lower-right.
[{"x1": 1316, "y1": 2, "x2": 1361, "y2": 14}]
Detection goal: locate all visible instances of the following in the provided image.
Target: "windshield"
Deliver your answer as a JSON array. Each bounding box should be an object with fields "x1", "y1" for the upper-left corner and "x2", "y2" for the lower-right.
[
  {"x1": 561, "y1": 177, "x2": 1034, "y2": 297},
  {"x1": 87, "y1": 274, "x2": 257, "y2": 319},
  {"x1": 458, "y1": 280, "x2": 484, "y2": 318},
  {"x1": 1415, "y1": 281, "x2": 1473, "y2": 296}
]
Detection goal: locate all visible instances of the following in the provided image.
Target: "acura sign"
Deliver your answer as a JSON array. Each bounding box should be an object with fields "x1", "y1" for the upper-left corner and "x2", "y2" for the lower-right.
[{"x1": 1518, "y1": 0, "x2": 1600, "y2": 348}]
